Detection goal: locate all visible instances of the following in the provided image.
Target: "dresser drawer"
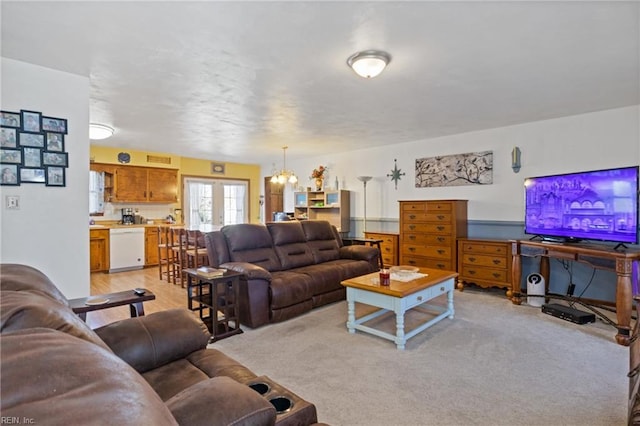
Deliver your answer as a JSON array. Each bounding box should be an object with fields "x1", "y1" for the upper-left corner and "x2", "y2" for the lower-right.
[
  {"x1": 461, "y1": 253, "x2": 508, "y2": 269},
  {"x1": 403, "y1": 234, "x2": 451, "y2": 246},
  {"x1": 459, "y1": 241, "x2": 508, "y2": 256},
  {"x1": 402, "y1": 256, "x2": 452, "y2": 270},
  {"x1": 402, "y1": 202, "x2": 427, "y2": 212},
  {"x1": 382, "y1": 254, "x2": 397, "y2": 266},
  {"x1": 403, "y1": 212, "x2": 452, "y2": 223},
  {"x1": 425, "y1": 202, "x2": 452, "y2": 212},
  {"x1": 402, "y1": 244, "x2": 451, "y2": 259},
  {"x1": 461, "y1": 266, "x2": 508, "y2": 283},
  {"x1": 402, "y1": 223, "x2": 452, "y2": 234}
]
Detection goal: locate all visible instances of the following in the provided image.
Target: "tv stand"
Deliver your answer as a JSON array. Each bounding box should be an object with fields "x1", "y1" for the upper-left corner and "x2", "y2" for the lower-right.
[{"x1": 511, "y1": 240, "x2": 640, "y2": 346}]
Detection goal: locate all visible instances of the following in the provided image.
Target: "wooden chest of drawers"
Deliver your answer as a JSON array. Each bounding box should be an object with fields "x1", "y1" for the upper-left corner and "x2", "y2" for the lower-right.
[
  {"x1": 399, "y1": 200, "x2": 467, "y2": 271},
  {"x1": 457, "y1": 238, "x2": 512, "y2": 294},
  {"x1": 364, "y1": 232, "x2": 399, "y2": 267}
]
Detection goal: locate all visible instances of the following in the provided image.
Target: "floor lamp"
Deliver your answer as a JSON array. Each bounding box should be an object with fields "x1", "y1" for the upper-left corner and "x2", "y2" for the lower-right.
[{"x1": 357, "y1": 176, "x2": 372, "y2": 236}]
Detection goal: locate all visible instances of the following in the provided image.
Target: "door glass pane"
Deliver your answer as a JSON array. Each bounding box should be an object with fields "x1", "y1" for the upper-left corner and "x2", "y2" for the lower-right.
[
  {"x1": 185, "y1": 178, "x2": 248, "y2": 227},
  {"x1": 223, "y1": 184, "x2": 246, "y2": 225},
  {"x1": 188, "y1": 181, "x2": 212, "y2": 227}
]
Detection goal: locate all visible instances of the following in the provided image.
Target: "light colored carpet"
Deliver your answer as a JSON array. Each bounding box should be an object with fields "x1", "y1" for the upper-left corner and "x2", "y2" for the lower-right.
[{"x1": 212, "y1": 288, "x2": 628, "y2": 426}]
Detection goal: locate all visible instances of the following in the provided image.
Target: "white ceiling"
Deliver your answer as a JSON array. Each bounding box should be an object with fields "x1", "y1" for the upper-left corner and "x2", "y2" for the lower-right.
[{"x1": 1, "y1": 1, "x2": 638, "y2": 164}]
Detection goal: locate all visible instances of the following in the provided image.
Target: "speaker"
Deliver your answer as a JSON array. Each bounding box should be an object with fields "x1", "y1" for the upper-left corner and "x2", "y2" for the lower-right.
[{"x1": 526, "y1": 273, "x2": 545, "y2": 307}]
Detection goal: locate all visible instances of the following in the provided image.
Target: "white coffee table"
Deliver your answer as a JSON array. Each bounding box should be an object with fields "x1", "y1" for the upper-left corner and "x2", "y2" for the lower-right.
[{"x1": 341, "y1": 268, "x2": 457, "y2": 350}]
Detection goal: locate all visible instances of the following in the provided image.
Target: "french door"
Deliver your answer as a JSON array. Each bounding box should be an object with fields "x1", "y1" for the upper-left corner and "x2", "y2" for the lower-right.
[{"x1": 184, "y1": 177, "x2": 248, "y2": 227}]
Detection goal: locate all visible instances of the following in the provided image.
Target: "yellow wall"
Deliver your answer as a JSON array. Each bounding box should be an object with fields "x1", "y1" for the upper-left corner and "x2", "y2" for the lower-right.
[{"x1": 90, "y1": 146, "x2": 262, "y2": 223}]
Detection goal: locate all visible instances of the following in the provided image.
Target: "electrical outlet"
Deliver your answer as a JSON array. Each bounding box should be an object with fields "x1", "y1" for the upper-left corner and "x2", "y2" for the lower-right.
[{"x1": 6, "y1": 195, "x2": 19, "y2": 210}]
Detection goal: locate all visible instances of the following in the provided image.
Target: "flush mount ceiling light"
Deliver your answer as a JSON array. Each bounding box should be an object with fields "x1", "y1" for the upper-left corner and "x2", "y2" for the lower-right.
[
  {"x1": 89, "y1": 123, "x2": 114, "y2": 140},
  {"x1": 347, "y1": 50, "x2": 391, "y2": 79},
  {"x1": 270, "y1": 146, "x2": 298, "y2": 185}
]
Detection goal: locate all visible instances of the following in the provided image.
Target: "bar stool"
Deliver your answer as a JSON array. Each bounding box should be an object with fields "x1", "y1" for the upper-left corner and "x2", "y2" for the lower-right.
[
  {"x1": 184, "y1": 230, "x2": 209, "y2": 272},
  {"x1": 157, "y1": 227, "x2": 173, "y2": 282},
  {"x1": 170, "y1": 227, "x2": 187, "y2": 285}
]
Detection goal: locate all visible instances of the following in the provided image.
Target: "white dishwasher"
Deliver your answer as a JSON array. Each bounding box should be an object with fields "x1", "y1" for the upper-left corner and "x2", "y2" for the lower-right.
[{"x1": 109, "y1": 227, "x2": 145, "y2": 273}]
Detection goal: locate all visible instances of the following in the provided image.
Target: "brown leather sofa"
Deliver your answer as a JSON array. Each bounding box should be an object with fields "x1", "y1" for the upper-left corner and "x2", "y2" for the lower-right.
[
  {"x1": 0, "y1": 264, "x2": 320, "y2": 426},
  {"x1": 204, "y1": 220, "x2": 379, "y2": 328}
]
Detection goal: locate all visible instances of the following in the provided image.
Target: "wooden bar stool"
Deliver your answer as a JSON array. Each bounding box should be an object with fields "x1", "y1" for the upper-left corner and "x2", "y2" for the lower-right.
[
  {"x1": 157, "y1": 227, "x2": 173, "y2": 282},
  {"x1": 170, "y1": 227, "x2": 187, "y2": 286},
  {"x1": 184, "y1": 230, "x2": 209, "y2": 272}
]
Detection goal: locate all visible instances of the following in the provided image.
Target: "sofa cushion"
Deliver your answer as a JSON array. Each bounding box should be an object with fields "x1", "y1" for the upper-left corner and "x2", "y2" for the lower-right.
[
  {"x1": 301, "y1": 221, "x2": 341, "y2": 263},
  {"x1": 223, "y1": 224, "x2": 281, "y2": 271},
  {"x1": 268, "y1": 222, "x2": 315, "y2": 269},
  {"x1": 291, "y1": 263, "x2": 343, "y2": 296},
  {"x1": 0, "y1": 263, "x2": 69, "y2": 305},
  {"x1": 269, "y1": 271, "x2": 313, "y2": 309},
  {"x1": 203, "y1": 230, "x2": 230, "y2": 267},
  {"x1": 0, "y1": 328, "x2": 177, "y2": 426},
  {"x1": 0, "y1": 290, "x2": 112, "y2": 352}
]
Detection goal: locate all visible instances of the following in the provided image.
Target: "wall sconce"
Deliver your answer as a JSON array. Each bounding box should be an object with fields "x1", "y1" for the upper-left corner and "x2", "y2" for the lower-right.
[{"x1": 511, "y1": 147, "x2": 521, "y2": 173}]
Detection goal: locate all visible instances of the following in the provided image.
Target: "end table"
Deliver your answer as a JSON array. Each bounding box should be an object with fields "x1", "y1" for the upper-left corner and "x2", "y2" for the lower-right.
[{"x1": 184, "y1": 268, "x2": 243, "y2": 342}]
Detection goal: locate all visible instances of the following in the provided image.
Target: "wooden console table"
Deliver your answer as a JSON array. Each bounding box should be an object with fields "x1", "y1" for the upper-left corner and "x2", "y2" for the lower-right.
[{"x1": 510, "y1": 240, "x2": 640, "y2": 346}]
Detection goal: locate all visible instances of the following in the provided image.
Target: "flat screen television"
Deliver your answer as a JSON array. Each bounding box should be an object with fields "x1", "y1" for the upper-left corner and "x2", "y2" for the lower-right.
[{"x1": 524, "y1": 166, "x2": 639, "y2": 245}]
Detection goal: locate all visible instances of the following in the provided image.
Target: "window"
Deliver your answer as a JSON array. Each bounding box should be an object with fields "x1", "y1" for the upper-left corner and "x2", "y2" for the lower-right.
[{"x1": 184, "y1": 177, "x2": 248, "y2": 227}]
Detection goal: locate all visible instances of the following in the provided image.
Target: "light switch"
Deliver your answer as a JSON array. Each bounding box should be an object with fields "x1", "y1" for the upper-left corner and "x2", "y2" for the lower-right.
[{"x1": 6, "y1": 195, "x2": 19, "y2": 210}]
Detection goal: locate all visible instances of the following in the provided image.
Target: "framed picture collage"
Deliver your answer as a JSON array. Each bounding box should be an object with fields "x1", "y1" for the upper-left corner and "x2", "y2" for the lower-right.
[{"x1": 0, "y1": 109, "x2": 69, "y2": 187}]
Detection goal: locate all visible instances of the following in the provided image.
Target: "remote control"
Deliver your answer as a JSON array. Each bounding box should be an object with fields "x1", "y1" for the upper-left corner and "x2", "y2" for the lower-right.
[{"x1": 133, "y1": 288, "x2": 145, "y2": 295}]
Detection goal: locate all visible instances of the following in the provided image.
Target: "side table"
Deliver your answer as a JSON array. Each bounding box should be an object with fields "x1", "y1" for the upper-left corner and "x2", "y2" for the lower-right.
[
  {"x1": 184, "y1": 268, "x2": 243, "y2": 342},
  {"x1": 342, "y1": 237, "x2": 384, "y2": 269},
  {"x1": 69, "y1": 289, "x2": 155, "y2": 321}
]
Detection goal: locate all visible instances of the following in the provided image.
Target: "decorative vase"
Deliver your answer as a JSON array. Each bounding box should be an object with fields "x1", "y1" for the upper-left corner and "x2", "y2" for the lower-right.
[{"x1": 315, "y1": 178, "x2": 323, "y2": 191}]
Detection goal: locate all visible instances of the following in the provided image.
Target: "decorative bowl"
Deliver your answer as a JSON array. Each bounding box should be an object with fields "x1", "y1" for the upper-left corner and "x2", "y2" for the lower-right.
[{"x1": 390, "y1": 265, "x2": 419, "y2": 277}]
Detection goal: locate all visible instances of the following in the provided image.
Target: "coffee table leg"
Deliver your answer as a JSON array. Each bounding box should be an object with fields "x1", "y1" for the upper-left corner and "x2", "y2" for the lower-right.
[
  {"x1": 395, "y1": 310, "x2": 406, "y2": 350},
  {"x1": 447, "y1": 290, "x2": 455, "y2": 319},
  {"x1": 347, "y1": 297, "x2": 356, "y2": 334}
]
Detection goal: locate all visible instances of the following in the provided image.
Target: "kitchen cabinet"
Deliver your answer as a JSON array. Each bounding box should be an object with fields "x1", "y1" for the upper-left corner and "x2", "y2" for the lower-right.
[
  {"x1": 145, "y1": 227, "x2": 159, "y2": 266},
  {"x1": 89, "y1": 229, "x2": 110, "y2": 272},
  {"x1": 110, "y1": 166, "x2": 178, "y2": 203},
  {"x1": 457, "y1": 238, "x2": 512, "y2": 294},
  {"x1": 399, "y1": 200, "x2": 467, "y2": 271},
  {"x1": 293, "y1": 190, "x2": 350, "y2": 233}
]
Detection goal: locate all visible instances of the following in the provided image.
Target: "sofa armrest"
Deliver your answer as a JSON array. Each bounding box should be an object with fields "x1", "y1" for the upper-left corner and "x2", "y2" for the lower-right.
[
  {"x1": 166, "y1": 376, "x2": 276, "y2": 426},
  {"x1": 94, "y1": 308, "x2": 211, "y2": 373},
  {"x1": 339, "y1": 245, "x2": 379, "y2": 263},
  {"x1": 220, "y1": 262, "x2": 272, "y2": 281}
]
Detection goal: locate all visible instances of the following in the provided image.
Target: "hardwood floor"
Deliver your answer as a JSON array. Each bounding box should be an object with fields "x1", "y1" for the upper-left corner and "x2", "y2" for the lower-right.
[{"x1": 87, "y1": 267, "x2": 189, "y2": 329}]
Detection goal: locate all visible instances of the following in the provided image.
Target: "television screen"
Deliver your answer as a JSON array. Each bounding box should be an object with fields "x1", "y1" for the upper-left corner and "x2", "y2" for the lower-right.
[{"x1": 524, "y1": 166, "x2": 639, "y2": 245}]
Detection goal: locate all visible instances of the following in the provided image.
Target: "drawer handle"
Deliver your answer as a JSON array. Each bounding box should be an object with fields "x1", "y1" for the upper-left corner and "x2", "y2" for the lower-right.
[
  {"x1": 440, "y1": 287, "x2": 444, "y2": 292},
  {"x1": 492, "y1": 273, "x2": 501, "y2": 278},
  {"x1": 493, "y1": 260, "x2": 501, "y2": 265},
  {"x1": 408, "y1": 260, "x2": 416, "y2": 265},
  {"x1": 469, "y1": 257, "x2": 476, "y2": 262},
  {"x1": 385, "y1": 248, "x2": 391, "y2": 252},
  {"x1": 409, "y1": 214, "x2": 416, "y2": 219},
  {"x1": 409, "y1": 247, "x2": 416, "y2": 252},
  {"x1": 409, "y1": 235, "x2": 416, "y2": 240},
  {"x1": 417, "y1": 296, "x2": 423, "y2": 301},
  {"x1": 436, "y1": 264, "x2": 444, "y2": 269},
  {"x1": 437, "y1": 226, "x2": 445, "y2": 231},
  {"x1": 437, "y1": 215, "x2": 445, "y2": 220},
  {"x1": 469, "y1": 270, "x2": 476, "y2": 275},
  {"x1": 409, "y1": 225, "x2": 416, "y2": 230},
  {"x1": 437, "y1": 237, "x2": 445, "y2": 242},
  {"x1": 437, "y1": 249, "x2": 445, "y2": 255}
]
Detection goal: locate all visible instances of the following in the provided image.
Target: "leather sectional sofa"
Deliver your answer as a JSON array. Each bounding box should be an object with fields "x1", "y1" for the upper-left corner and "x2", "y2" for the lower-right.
[
  {"x1": 204, "y1": 220, "x2": 379, "y2": 328},
  {"x1": 0, "y1": 264, "x2": 321, "y2": 426}
]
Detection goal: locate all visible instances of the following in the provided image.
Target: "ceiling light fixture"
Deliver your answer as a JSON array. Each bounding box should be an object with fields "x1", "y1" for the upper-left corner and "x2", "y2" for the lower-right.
[
  {"x1": 347, "y1": 50, "x2": 391, "y2": 79},
  {"x1": 270, "y1": 146, "x2": 298, "y2": 185},
  {"x1": 89, "y1": 123, "x2": 114, "y2": 140}
]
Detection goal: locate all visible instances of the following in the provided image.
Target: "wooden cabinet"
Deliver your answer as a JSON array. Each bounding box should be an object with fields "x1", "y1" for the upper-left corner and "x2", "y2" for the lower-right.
[
  {"x1": 89, "y1": 229, "x2": 110, "y2": 272},
  {"x1": 264, "y1": 177, "x2": 284, "y2": 222},
  {"x1": 145, "y1": 227, "x2": 159, "y2": 266},
  {"x1": 365, "y1": 232, "x2": 399, "y2": 267},
  {"x1": 399, "y1": 200, "x2": 467, "y2": 271},
  {"x1": 112, "y1": 166, "x2": 178, "y2": 203},
  {"x1": 294, "y1": 190, "x2": 350, "y2": 233},
  {"x1": 457, "y1": 238, "x2": 512, "y2": 294}
]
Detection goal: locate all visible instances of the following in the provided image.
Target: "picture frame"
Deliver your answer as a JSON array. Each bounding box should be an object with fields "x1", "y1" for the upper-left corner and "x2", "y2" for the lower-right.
[
  {"x1": 0, "y1": 111, "x2": 21, "y2": 128},
  {"x1": 19, "y1": 132, "x2": 44, "y2": 148},
  {"x1": 23, "y1": 147, "x2": 42, "y2": 168},
  {"x1": 19, "y1": 167, "x2": 45, "y2": 183},
  {"x1": 21, "y1": 110, "x2": 42, "y2": 133},
  {"x1": 1, "y1": 128, "x2": 18, "y2": 148},
  {"x1": 42, "y1": 151, "x2": 68, "y2": 167},
  {"x1": 46, "y1": 166, "x2": 65, "y2": 187},
  {"x1": 0, "y1": 148, "x2": 22, "y2": 164},
  {"x1": 0, "y1": 164, "x2": 19, "y2": 185},
  {"x1": 42, "y1": 116, "x2": 68, "y2": 134},
  {"x1": 45, "y1": 132, "x2": 64, "y2": 152}
]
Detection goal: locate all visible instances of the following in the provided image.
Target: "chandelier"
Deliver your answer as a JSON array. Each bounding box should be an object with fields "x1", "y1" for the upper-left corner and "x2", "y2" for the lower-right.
[{"x1": 270, "y1": 146, "x2": 298, "y2": 184}]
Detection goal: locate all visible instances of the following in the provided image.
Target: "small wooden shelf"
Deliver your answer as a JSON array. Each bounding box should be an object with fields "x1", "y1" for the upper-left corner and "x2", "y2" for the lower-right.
[{"x1": 293, "y1": 189, "x2": 350, "y2": 233}]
